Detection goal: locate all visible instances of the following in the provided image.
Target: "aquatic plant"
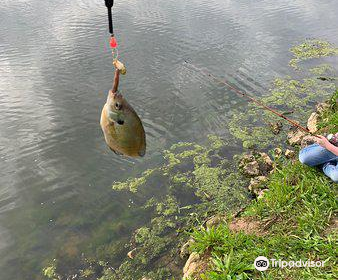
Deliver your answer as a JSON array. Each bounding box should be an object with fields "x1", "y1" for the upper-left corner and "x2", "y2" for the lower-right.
[
  {"x1": 228, "y1": 39, "x2": 338, "y2": 149},
  {"x1": 43, "y1": 134, "x2": 249, "y2": 280},
  {"x1": 43, "y1": 261, "x2": 60, "y2": 280},
  {"x1": 289, "y1": 39, "x2": 338, "y2": 69}
]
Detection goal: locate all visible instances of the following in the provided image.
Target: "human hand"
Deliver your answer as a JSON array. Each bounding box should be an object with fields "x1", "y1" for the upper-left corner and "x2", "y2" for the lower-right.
[{"x1": 315, "y1": 135, "x2": 331, "y2": 149}]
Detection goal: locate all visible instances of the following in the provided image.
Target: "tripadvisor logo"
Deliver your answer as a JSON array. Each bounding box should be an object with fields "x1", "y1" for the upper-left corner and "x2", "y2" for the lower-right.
[
  {"x1": 254, "y1": 256, "x2": 269, "y2": 271},
  {"x1": 254, "y1": 256, "x2": 326, "y2": 271}
]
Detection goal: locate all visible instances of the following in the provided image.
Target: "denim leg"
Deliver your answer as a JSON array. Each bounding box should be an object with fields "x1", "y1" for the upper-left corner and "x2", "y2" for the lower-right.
[
  {"x1": 299, "y1": 144, "x2": 338, "y2": 167},
  {"x1": 323, "y1": 163, "x2": 338, "y2": 183}
]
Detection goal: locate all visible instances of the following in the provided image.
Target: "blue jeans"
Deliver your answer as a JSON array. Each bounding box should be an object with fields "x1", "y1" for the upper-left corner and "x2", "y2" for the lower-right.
[{"x1": 299, "y1": 144, "x2": 338, "y2": 183}]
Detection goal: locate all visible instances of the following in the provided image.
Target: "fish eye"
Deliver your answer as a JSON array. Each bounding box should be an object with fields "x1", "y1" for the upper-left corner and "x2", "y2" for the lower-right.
[{"x1": 115, "y1": 102, "x2": 122, "y2": 110}]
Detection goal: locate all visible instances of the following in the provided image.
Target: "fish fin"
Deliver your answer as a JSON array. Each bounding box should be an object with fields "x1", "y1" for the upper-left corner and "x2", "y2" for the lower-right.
[
  {"x1": 108, "y1": 146, "x2": 123, "y2": 156},
  {"x1": 138, "y1": 147, "x2": 146, "y2": 157}
]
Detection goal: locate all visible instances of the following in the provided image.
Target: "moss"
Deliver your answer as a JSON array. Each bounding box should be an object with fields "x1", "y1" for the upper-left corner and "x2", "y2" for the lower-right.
[{"x1": 80, "y1": 268, "x2": 95, "y2": 278}]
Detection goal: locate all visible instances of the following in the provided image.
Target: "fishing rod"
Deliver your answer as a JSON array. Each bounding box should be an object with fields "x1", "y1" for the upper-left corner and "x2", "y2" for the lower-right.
[{"x1": 184, "y1": 61, "x2": 313, "y2": 135}]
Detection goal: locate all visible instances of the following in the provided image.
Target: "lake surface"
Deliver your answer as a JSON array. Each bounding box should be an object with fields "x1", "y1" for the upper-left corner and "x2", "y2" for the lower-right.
[{"x1": 1, "y1": 0, "x2": 338, "y2": 279}]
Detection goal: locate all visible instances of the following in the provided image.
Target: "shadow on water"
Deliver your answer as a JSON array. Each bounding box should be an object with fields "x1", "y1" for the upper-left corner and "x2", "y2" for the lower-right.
[{"x1": 1, "y1": 0, "x2": 338, "y2": 279}]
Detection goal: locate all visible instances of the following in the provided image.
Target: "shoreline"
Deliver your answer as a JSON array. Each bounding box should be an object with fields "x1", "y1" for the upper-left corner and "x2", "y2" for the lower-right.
[{"x1": 181, "y1": 92, "x2": 338, "y2": 279}]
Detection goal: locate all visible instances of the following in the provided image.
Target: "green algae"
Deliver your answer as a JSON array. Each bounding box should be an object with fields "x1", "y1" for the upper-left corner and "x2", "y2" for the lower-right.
[
  {"x1": 112, "y1": 168, "x2": 156, "y2": 193},
  {"x1": 43, "y1": 134, "x2": 249, "y2": 280},
  {"x1": 309, "y1": 63, "x2": 336, "y2": 76},
  {"x1": 228, "y1": 39, "x2": 338, "y2": 149},
  {"x1": 289, "y1": 39, "x2": 338, "y2": 69},
  {"x1": 43, "y1": 261, "x2": 58, "y2": 280}
]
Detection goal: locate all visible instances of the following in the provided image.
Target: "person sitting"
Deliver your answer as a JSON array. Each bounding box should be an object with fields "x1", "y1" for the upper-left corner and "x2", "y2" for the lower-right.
[{"x1": 299, "y1": 135, "x2": 338, "y2": 183}]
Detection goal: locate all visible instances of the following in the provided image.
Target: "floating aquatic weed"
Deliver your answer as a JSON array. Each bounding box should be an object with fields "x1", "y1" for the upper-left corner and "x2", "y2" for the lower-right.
[
  {"x1": 289, "y1": 39, "x2": 338, "y2": 69},
  {"x1": 229, "y1": 40, "x2": 338, "y2": 149},
  {"x1": 112, "y1": 168, "x2": 157, "y2": 193},
  {"x1": 309, "y1": 64, "x2": 337, "y2": 76},
  {"x1": 43, "y1": 134, "x2": 249, "y2": 280}
]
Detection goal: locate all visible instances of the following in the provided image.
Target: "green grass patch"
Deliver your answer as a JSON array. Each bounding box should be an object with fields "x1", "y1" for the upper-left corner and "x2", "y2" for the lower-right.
[{"x1": 191, "y1": 161, "x2": 337, "y2": 279}]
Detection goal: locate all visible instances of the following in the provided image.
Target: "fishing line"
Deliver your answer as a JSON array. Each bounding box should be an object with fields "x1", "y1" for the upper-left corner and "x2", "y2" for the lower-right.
[{"x1": 183, "y1": 60, "x2": 313, "y2": 135}]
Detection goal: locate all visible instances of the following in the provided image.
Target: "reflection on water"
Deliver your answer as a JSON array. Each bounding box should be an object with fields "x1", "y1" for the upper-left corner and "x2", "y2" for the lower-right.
[{"x1": 0, "y1": 0, "x2": 338, "y2": 279}]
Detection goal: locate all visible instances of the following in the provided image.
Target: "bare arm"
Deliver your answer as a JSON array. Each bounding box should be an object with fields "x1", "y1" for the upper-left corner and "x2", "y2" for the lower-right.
[{"x1": 324, "y1": 142, "x2": 338, "y2": 156}]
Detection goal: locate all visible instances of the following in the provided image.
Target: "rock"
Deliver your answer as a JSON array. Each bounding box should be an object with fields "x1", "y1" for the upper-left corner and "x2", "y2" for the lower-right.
[
  {"x1": 127, "y1": 248, "x2": 137, "y2": 259},
  {"x1": 285, "y1": 149, "x2": 295, "y2": 159},
  {"x1": 183, "y1": 252, "x2": 209, "y2": 279},
  {"x1": 180, "y1": 239, "x2": 195, "y2": 259},
  {"x1": 243, "y1": 161, "x2": 260, "y2": 176},
  {"x1": 248, "y1": 176, "x2": 267, "y2": 195},
  {"x1": 301, "y1": 135, "x2": 317, "y2": 148},
  {"x1": 274, "y1": 148, "x2": 283, "y2": 157},
  {"x1": 256, "y1": 152, "x2": 273, "y2": 175},
  {"x1": 239, "y1": 154, "x2": 255, "y2": 166},
  {"x1": 240, "y1": 152, "x2": 273, "y2": 176},
  {"x1": 183, "y1": 252, "x2": 200, "y2": 278},
  {"x1": 288, "y1": 129, "x2": 307, "y2": 146},
  {"x1": 316, "y1": 102, "x2": 330, "y2": 114},
  {"x1": 205, "y1": 215, "x2": 224, "y2": 228},
  {"x1": 307, "y1": 112, "x2": 318, "y2": 133}
]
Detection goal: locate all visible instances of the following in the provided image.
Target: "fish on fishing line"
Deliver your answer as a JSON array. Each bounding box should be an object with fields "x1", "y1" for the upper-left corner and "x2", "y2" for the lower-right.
[
  {"x1": 101, "y1": 1, "x2": 146, "y2": 157},
  {"x1": 100, "y1": 60, "x2": 146, "y2": 157}
]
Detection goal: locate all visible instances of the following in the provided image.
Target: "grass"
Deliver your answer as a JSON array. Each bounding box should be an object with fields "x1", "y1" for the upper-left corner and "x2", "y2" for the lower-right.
[{"x1": 188, "y1": 91, "x2": 338, "y2": 280}]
